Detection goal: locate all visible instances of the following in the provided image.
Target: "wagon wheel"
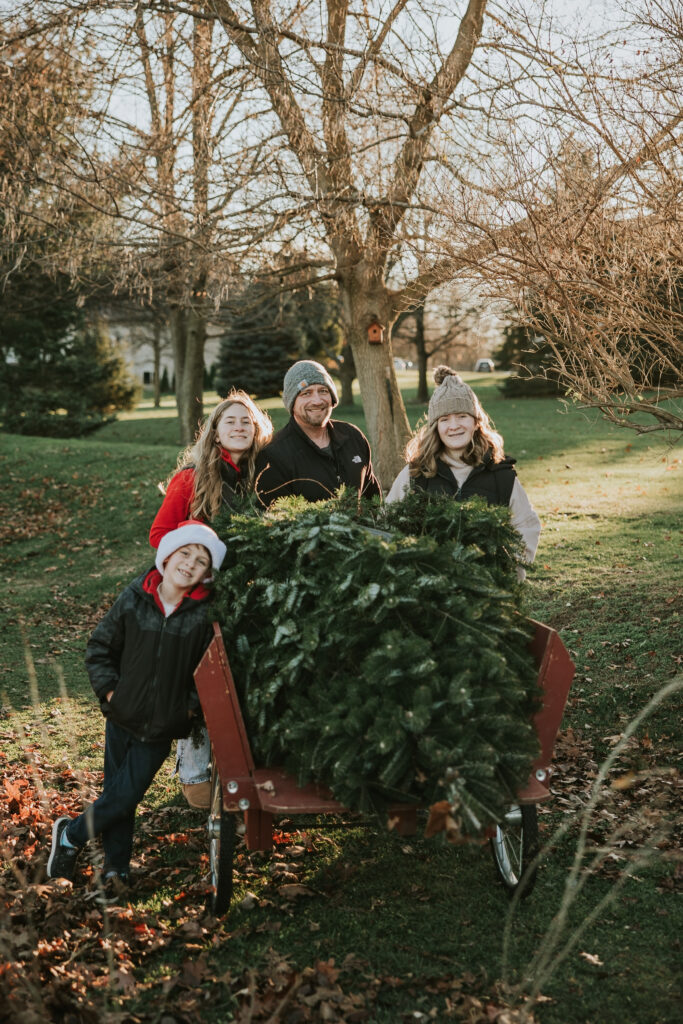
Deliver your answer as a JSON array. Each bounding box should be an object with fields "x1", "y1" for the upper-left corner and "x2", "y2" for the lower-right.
[
  {"x1": 490, "y1": 803, "x2": 539, "y2": 898},
  {"x1": 208, "y1": 764, "x2": 236, "y2": 915}
]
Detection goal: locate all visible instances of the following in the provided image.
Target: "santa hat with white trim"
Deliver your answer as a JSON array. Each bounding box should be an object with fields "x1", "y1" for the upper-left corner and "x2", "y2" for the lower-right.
[{"x1": 155, "y1": 520, "x2": 227, "y2": 577}]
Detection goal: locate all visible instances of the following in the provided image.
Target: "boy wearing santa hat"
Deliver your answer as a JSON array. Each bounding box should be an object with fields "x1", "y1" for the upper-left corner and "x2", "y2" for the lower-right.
[{"x1": 47, "y1": 521, "x2": 226, "y2": 896}]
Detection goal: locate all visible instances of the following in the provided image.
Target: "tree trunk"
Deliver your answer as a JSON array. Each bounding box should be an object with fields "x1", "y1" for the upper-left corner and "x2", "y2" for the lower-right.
[
  {"x1": 152, "y1": 319, "x2": 162, "y2": 408},
  {"x1": 170, "y1": 304, "x2": 207, "y2": 444},
  {"x1": 414, "y1": 305, "x2": 429, "y2": 403},
  {"x1": 339, "y1": 274, "x2": 412, "y2": 490},
  {"x1": 337, "y1": 340, "x2": 355, "y2": 406}
]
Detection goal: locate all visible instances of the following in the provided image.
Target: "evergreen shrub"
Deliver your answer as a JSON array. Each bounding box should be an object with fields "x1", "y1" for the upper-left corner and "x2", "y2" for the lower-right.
[
  {"x1": 0, "y1": 296, "x2": 138, "y2": 437},
  {"x1": 212, "y1": 491, "x2": 540, "y2": 834},
  {"x1": 494, "y1": 320, "x2": 566, "y2": 397}
]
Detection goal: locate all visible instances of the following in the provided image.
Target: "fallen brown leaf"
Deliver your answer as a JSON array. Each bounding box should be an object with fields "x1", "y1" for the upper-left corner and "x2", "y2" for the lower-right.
[
  {"x1": 278, "y1": 883, "x2": 315, "y2": 900},
  {"x1": 611, "y1": 771, "x2": 638, "y2": 790}
]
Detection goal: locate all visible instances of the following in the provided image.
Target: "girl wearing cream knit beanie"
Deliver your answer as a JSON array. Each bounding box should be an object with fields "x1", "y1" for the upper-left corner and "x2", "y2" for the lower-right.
[{"x1": 386, "y1": 366, "x2": 541, "y2": 574}]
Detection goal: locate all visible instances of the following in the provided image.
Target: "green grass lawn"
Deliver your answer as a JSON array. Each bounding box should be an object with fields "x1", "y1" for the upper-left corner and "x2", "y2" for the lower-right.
[{"x1": 1, "y1": 373, "x2": 681, "y2": 1023}]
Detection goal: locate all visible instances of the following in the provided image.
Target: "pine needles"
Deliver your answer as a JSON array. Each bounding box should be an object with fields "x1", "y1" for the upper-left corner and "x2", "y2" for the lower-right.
[{"x1": 211, "y1": 491, "x2": 540, "y2": 833}]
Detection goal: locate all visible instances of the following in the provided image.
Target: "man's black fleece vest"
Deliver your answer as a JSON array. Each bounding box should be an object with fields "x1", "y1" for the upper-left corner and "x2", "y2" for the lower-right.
[{"x1": 412, "y1": 452, "x2": 517, "y2": 506}]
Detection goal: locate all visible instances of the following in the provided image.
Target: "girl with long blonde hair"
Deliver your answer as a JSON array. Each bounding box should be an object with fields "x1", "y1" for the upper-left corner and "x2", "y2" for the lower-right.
[
  {"x1": 150, "y1": 390, "x2": 273, "y2": 547},
  {"x1": 387, "y1": 366, "x2": 541, "y2": 570},
  {"x1": 149, "y1": 390, "x2": 272, "y2": 810}
]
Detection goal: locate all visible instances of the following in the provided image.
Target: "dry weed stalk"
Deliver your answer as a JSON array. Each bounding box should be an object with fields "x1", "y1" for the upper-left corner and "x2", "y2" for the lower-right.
[{"x1": 501, "y1": 673, "x2": 683, "y2": 1017}]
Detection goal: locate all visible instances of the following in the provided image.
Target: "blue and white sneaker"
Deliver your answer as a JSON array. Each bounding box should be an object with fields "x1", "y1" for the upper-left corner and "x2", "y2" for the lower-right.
[{"x1": 47, "y1": 817, "x2": 79, "y2": 881}]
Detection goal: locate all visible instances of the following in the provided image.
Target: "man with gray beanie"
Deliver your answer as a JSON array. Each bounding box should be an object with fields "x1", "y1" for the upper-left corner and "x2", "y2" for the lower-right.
[{"x1": 254, "y1": 359, "x2": 381, "y2": 506}]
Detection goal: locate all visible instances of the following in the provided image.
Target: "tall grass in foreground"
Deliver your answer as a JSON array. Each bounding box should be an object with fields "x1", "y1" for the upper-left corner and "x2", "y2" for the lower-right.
[{"x1": 504, "y1": 672, "x2": 683, "y2": 1019}]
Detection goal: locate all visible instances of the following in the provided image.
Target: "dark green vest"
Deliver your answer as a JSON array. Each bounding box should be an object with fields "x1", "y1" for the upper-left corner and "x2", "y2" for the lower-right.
[{"x1": 412, "y1": 453, "x2": 516, "y2": 506}]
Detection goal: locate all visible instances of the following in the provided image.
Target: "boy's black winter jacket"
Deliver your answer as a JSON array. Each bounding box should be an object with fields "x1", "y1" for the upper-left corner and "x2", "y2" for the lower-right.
[
  {"x1": 254, "y1": 417, "x2": 381, "y2": 506},
  {"x1": 85, "y1": 569, "x2": 213, "y2": 743}
]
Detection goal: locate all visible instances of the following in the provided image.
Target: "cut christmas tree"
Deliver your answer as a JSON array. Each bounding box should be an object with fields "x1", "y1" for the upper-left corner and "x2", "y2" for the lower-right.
[{"x1": 211, "y1": 491, "x2": 540, "y2": 836}]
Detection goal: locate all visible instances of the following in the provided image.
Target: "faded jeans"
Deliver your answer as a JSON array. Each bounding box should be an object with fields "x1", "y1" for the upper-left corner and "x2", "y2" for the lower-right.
[{"x1": 66, "y1": 719, "x2": 170, "y2": 873}]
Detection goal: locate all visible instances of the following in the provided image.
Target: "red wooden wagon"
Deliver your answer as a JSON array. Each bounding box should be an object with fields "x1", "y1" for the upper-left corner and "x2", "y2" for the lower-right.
[{"x1": 194, "y1": 620, "x2": 574, "y2": 914}]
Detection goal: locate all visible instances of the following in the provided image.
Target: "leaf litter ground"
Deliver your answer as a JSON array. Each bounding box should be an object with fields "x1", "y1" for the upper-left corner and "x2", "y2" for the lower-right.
[
  {"x1": 1, "y1": 424, "x2": 681, "y2": 1023},
  {"x1": 2, "y1": 712, "x2": 680, "y2": 1023},
  {"x1": 1, "y1": 743, "x2": 544, "y2": 1023}
]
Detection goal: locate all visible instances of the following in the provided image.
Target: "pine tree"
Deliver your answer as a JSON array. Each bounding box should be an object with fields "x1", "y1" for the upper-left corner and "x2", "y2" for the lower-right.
[
  {"x1": 211, "y1": 492, "x2": 540, "y2": 833},
  {"x1": 0, "y1": 269, "x2": 138, "y2": 437},
  {"x1": 494, "y1": 317, "x2": 566, "y2": 397},
  {"x1": 214, "y1": 280, "x2": 304, "y2": 398},
  {"x1": 295, "y1": 283, "x2": 343, "y2": 362},
  {"x1": 215, "y1": 278, "x2": 344, "y2": 398}
]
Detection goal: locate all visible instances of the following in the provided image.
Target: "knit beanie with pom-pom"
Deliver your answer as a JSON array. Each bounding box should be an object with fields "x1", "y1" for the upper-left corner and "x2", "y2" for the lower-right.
[{"x1": 427, "y1": 366, "x2": 482, "y2": 425}]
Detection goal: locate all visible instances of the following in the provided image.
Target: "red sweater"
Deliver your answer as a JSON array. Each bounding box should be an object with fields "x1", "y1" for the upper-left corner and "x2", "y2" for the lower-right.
[
  {"x1": 149, "y1": 452, "x2": 241, "y2": 549},
  {"x1": 149, "y1": 468, "x2": 196, "y2": 548}
]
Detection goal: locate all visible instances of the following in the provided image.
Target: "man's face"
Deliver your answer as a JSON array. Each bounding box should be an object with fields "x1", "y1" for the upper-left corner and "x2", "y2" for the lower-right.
[{"x1": 292, "y1": 384, "x2": 333, "y2": 430}]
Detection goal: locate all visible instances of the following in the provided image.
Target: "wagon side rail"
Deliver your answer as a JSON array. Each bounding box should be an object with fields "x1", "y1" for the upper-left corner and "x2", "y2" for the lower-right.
[
  {"x1": 516, "y1": 620, "x2": 575, "y2": 803},
  {"x1": 194, "y1": 622, "x2": 259, "y2": 809}
]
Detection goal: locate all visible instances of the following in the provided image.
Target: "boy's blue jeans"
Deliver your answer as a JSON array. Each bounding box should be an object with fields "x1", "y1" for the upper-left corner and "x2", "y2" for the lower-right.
[{"x1": 66, "y1": 719, "x2": 171, "y2": 874}]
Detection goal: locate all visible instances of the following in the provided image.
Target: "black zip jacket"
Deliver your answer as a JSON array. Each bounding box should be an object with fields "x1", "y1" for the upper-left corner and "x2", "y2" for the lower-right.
[
  {"x1": 254, "y1": 417, "x2": 381, "y2": 506},
  {"x1": 85, "y1": 570, "x2": 213, "y2": 742},
  {"x1": 412, "y1": 450, "x2": 517, "y2": 506}
]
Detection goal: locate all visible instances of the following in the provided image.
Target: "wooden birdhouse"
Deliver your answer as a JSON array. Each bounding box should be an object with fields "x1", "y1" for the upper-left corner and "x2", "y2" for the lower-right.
[{"x1": 367, "y1": 317, "x2": 385, "y2": 344}]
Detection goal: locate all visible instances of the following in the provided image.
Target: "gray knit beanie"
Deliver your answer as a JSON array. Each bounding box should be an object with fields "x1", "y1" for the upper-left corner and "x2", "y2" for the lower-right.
[
  {"x1": 282, "y1": 360, "x2": 339, "y2": 412},
  {"x1": 428, "y1": 366, "x2": 481, "y2": 425}
]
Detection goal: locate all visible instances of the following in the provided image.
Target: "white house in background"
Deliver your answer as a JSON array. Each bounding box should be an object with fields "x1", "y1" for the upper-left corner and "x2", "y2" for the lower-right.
[{"x1": 99, "y1": 306, "x2": 222, "y2": 387}]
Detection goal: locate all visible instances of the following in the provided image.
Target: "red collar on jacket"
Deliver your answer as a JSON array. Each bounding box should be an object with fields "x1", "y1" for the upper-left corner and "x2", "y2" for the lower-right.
[
  {"x1": 219, "y1": 448, "x2": 242, "y2": 473},
  {"x1": 143, "y1": 568, "x2": 209, "y2": 615}
]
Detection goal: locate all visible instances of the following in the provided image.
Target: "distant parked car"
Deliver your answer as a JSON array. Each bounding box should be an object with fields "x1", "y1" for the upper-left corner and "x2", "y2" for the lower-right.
[{"x1": 474, "y1": 358, "x2": 495, "y2": 373}]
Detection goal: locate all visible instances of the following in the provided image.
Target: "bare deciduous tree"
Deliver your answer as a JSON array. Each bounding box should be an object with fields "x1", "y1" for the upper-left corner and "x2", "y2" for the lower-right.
[
  {"x1": 110, "y1": 3, "x2": 263, "y2": 442},
  {"x1": 198, "y1": 0, "x2": 493, "y2": 482},
  {"x1": 436, "y1": 0, "x2": 683, "y2": 434},
  {"x1": 200, "y1": 0, "x2": 682, "y2": 475},
  {"x1": 393, "y1": 288, "x2": 482, "y2": 403},
  {"x1": 7, "y1": 0, "x2": 681, "y2": 464},
  {"x1": 4, "y1": 2, "x2": 279, "y2": 444},
  {"x1": 0, "y1": 19, "x2": 119, "y2": 292}
]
